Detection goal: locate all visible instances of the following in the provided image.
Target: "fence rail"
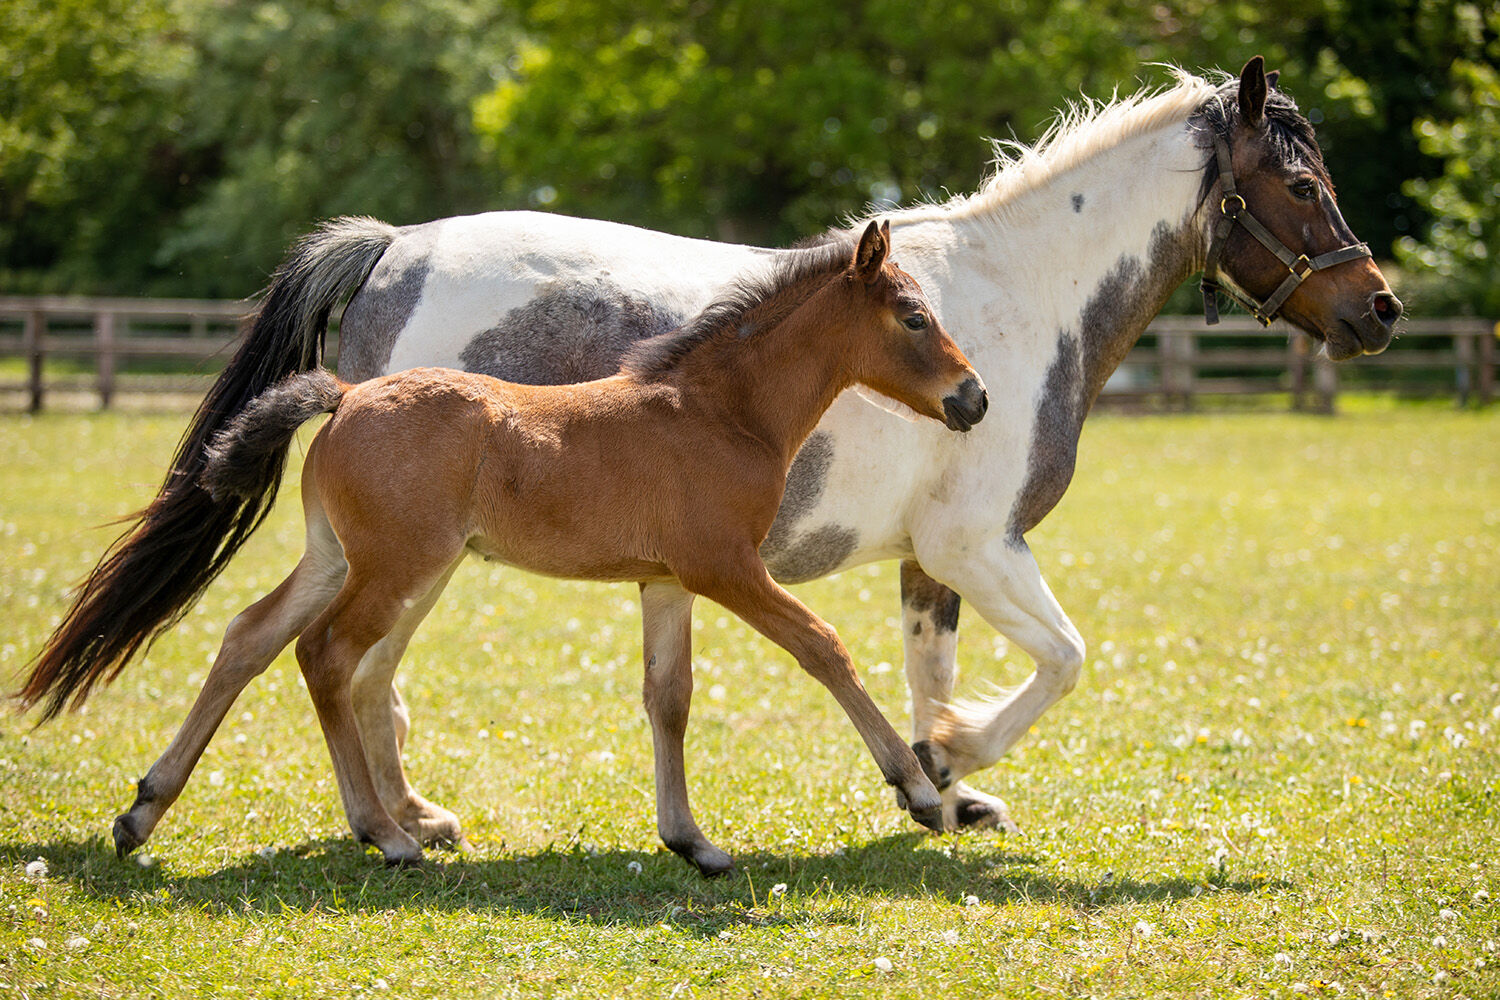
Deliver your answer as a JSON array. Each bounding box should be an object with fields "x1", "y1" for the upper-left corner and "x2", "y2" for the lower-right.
[{"x1": 1, "y1": 296, "x2": 1494, "y2": 412}]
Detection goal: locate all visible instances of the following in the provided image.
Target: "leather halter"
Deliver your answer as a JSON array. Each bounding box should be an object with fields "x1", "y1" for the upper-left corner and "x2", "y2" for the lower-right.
[{"x1": 1200, "y1": 133, "x2": 1371, "y2": 326}]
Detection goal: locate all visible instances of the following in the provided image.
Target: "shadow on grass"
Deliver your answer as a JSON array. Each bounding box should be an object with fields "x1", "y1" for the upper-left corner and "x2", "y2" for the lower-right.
[{"x1": 3, "y1": 833, "x2": 1287, "y2": 936}]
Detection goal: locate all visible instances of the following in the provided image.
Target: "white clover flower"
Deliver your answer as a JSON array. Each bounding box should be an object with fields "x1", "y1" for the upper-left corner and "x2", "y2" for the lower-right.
[
  {"x1": 24, "y1": 858, "x2": 47, "y2": 878},
  {"x1": 939, "y1": 929, "x2": 960, "y2": 946},
  {"x1": 1432, "y1": 935, "x2": 1448, "y2": 948},
  {"x1": 208, "y1": 770, "x2": 225, "y2": 787},
  {"x1": 25, "y1": 938, "x2": 46, "y2": 951},
  {"x1": 1273, "y1": 952, "x2": 1293, "y2": 968},
  {"x1": 963, "y1": 895, "x2": 979, "y2": 906},
  {"x1": 1439, "y1": 908, "x2": 1458, "y2": 920},
  {"x1": 1134, "y1": 920, "x2": 1154, "y2": 939},
  {"x1": 769, "y1": 883, "x2": 787, "y2": 898},
  {"x1": 135, "y1": 852, "x2": 154, "y2": 868},
  {"x1": 873, "y1": 956, "x2": 893, "y2": 973},
  {"x1": 627, "y1": 860, "x2": 642, "y2": 874},
  {"x1": 64, "y1": 935, "x2": 88, "y2": 952}
]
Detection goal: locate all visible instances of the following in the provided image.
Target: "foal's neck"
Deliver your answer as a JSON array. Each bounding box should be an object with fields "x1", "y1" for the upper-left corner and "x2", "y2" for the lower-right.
[{"x1": 673, "y1": 279, "x2": 858, "y2": 464}]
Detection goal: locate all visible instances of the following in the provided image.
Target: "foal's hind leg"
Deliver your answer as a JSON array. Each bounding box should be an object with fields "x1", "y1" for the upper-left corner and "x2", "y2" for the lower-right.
[
  {"x1": 296, "y1": 556, "x2": 468, "y2": 864},
  {"x1": 351, "y1": 563, "x2": 468, "y2": 849},
  {"x1": 681, "y1": 552, "x2": 943, "y2": 832},
  {"x1": 113, "y1": 538, "x2": 347, "y2": 857},
  {"x1": 639, "y1": 580, "x2": 732, "y2": 876}
]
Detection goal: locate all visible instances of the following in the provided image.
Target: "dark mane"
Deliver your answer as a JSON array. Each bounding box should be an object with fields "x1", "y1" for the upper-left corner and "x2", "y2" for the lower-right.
[
  {"x1": 1192, "y1": 76, "x2": 1323, "y2": 203},
  {"x1": 620, "y1": 236, "x2": 857, "y2": 378}
]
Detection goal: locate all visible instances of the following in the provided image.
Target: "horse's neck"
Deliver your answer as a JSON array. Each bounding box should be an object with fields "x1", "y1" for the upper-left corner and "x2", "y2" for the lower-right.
[
  {"x1": 939, "y1": 123, "x2": 1209, "y2": 405},
  {"x1": 676, "y1": 296, "x2": 853, "y2": 462}
]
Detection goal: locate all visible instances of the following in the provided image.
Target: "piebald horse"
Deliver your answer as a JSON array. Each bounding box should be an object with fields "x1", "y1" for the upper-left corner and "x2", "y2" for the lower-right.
[{"x1": 22, "y1": 59, "x2": 1400, "y2": 847}]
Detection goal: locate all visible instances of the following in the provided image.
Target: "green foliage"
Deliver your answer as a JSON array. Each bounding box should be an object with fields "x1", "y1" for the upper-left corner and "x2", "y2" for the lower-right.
[
  {"x1": 0, "y1": 0, "x2": 192, "y2": 294},
  {"x1": 0, "y1": 0, "x2": 1495, "y2": 311},
  {"x1": 1396, "y1": 47, "x2": 1500, "y2": 315},
  {"x1": 2, "y1": 406, "x2": 1498, "y2": 996}
]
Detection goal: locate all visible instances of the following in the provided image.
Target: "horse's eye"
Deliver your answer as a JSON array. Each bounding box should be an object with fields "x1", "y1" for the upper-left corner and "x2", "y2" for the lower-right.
[
  {"x1": 1291, "y1": 178, "x2": 1318, "y2": 201},
  {"x1": 903, "y1": 313, "x2": 929, "y2": 331}
]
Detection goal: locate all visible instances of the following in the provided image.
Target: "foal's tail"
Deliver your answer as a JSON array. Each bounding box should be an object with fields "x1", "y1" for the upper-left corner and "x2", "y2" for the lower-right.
[
  {"x1": 199, "y1": 369, "x2": 348, "y2": 503},
  {"x1": 15, "y1": 218, "x2": 394, "y2": 721}
]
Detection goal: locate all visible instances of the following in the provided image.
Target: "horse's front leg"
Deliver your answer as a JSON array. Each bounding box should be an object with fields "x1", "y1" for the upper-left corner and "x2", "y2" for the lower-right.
[
  {"x1": 639, "y1": 580, "x2": 733, "y2": 876},
  {"x1": 681, "y1": 552, "x2": 943, "y2": 832},
  {"x1": 909, "y1": 538, "x2": 1086, "y2": 816},
  {"x1": 898, "y1": 560, "x2": 1021, "y2": 833}
]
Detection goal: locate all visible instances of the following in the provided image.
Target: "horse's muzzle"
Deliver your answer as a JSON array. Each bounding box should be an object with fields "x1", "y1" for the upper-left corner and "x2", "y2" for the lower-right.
[{"x1": 943, "y1": 377, "x2": 988, "y2": 433}]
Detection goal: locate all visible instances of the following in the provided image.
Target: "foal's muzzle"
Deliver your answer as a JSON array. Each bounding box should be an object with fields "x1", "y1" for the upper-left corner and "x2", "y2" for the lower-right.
[{"x1": 942, "y1": 377, "x2": 988, "y2": 433}]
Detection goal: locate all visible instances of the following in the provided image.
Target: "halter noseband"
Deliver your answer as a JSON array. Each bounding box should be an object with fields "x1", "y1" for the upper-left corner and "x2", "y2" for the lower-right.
[{"x1": 1200, "y1": 134, "x2": 1371, "y2": 326}]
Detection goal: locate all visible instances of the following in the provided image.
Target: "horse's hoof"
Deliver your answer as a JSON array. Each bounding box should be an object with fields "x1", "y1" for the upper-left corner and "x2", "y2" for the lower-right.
[
  {"x1": 112, "y1": 814, "x2": 146, "y2": 859},
  {"x1": 911, "y1": 740, "x2": 954, "y2": 790},
  {"x1": 383, "y1": 851, "x2": 426, "y2": 870},
  {"x1": 950, "y1": 784, "x2": 1021, "y2": 834}
]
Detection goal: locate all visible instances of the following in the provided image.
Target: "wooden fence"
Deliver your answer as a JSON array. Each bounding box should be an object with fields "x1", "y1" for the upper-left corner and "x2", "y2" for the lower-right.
[{"x1": 0, "y1": 296, "x2": 1494, "y2": 412}]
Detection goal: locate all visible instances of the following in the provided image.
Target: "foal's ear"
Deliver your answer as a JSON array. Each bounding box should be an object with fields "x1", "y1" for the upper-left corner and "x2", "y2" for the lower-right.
[
  {"x1": 1238, "y1": 55, "x2": 1267, "y2": 129},
  {"x1": 854, "y1": 219, "x2": 890, "y2": 284},
  {"x1": 1265, "y1": 69, "x2": 1280, "y2": 91}
]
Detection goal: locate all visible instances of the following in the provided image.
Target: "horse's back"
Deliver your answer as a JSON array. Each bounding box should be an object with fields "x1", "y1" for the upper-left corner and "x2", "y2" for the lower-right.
[{"x1": 339, "y1": 211, "x2": 767, "y2": 383}]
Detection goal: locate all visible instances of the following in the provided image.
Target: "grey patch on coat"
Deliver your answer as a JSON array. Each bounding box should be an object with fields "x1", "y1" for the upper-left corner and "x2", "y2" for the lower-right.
[
  {"x1": 763, "y1": 524, "x2": 860, "y2": 584},
  {"x1": 460, "y1": 286, "x2": 683, "y2": 385},
  {"x1": 900, "y1": 560, "x2": 961, "y2": 633},
  {"x1": 337, "y1": 222, "x2": 441, "y2": 380},
  {"x1": 1007, "y1": 221, "x2": 1201, "y2": 542},
  {"x1": 760, "y1": 431, "x2": 834, "y2": 559},
  {"x1": 1071, "y1": 193, "x2": 1085, "y2": 213}
]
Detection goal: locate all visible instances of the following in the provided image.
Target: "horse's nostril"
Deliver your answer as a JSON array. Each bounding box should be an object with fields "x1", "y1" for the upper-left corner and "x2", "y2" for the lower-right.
[{"x1": 1372, "y1": 292, "x2": 1403, "y2": 328}]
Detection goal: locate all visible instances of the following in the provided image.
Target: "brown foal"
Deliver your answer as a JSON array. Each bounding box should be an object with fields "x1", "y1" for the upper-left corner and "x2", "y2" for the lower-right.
[{"x1": 86, "y1": 221, "x2": 989, "y2": 872}]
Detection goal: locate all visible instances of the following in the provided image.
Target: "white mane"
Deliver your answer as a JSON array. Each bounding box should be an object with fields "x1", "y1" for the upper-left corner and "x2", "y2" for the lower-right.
[{"x1": 889, "y1": 68, "x2": 1221, "y2": 227}]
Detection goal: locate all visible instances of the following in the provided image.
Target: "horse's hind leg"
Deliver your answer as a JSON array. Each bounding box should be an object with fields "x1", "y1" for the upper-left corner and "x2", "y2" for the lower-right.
[
  {"x1": 113, "y1": 537, "x2": 347, "y2": 857},
  {"x1": 680, "y1": 553, "x2": 943, "y2": 832},
  {"x1": 639, "y1": 580, "x2": 732, "y2": 876},
  {"x1": 350, "y1": 563, "x2": 468, "y2": 849}
]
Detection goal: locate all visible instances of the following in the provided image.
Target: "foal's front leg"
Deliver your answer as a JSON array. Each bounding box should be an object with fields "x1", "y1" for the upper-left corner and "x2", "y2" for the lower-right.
[
  {"x1": 639, "y1": 580, "x2": 733, "y2": 876},
  {"x1": 681, "y1": 552, "x2": 943, "y2": 831}
]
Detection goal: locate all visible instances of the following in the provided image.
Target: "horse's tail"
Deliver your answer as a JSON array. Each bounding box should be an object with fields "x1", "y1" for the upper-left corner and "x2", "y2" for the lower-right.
[{"x1": 15, "y1": 217, "x2": 396, "y2": 721}]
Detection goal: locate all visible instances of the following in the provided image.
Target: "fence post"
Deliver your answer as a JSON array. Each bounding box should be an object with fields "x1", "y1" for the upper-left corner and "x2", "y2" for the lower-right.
[
  {"x1": 23, "y1": 309, "x2": 44, "y2": 413},
  {"x1": 1161, "y1": 329, "x2": 1194, "y2": 410},
  {"x1": 95, "y1": 310, "x2": 117, "y2": 409},
  {"x1": 1480, "y1": 323, "x2": 1497, "y2": 406},
  {"x1": 1289, "y1": 334, "x2": 1310, "y2": 411},
  {"x1": 1454, "y1": 329, "x2": 1474, "y2": 406},
  {"x1": 1312, "y1": 351, "x2": 1337, "y2": 414}
]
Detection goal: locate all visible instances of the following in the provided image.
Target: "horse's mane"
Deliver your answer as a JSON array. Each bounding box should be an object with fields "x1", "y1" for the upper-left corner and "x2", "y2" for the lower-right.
[
  {"x1": 864, "y1": 67, "x2": 1320, "y2": 229},
  {"x1": 621, "y1": 236, "x2": 856, "y2": 378}
]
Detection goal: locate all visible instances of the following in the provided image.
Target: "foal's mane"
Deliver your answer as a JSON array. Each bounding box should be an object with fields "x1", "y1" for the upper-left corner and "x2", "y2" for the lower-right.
[
  {"x1": 621, "y1": 237, "x2": 857, "y2": 378},
  {"x1": 864, "y1": 67, "x2": 1321, "y2": 230}
]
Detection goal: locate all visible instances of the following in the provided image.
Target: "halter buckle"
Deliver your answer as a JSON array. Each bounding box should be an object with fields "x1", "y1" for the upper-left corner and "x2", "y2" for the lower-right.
[
  {"x1": 1219, "y1": 193, "x2": 1246, "y2": 218},
  {"x1": 1291, "y1": 255, "x2": 1313, "y2": 279}
]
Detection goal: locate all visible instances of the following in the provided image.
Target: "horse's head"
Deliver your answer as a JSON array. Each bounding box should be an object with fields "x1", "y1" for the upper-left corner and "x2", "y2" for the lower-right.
[
  {"x1": 846, "y1": 220, "x2": 988, "y2": 431},
  {"x1": 1198, "y1": 57, "x2": 1402, "y2": 360}
]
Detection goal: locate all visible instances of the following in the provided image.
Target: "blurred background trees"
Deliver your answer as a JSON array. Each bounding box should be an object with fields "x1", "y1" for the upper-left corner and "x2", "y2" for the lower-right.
[{"x1": 1, "y1": 0, "x2": 1494, "y2": 312}]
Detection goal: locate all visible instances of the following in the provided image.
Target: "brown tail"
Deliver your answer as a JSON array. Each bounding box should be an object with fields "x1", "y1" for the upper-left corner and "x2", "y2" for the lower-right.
[{"x1": 15, "y1": 219, "x2": 393, "y2": 721}]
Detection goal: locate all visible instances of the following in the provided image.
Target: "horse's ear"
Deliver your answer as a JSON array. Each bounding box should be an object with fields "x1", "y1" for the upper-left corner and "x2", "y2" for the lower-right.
[
  {"x1": 854, "y1": 219, "x2": 889, "y2": 284},
  {"x1": 1238, "y1": 55, "x2": 1267, "y2": 129},
  {"x1": 1265, "y1": 69, "x2": 1280, "y2": 91}
]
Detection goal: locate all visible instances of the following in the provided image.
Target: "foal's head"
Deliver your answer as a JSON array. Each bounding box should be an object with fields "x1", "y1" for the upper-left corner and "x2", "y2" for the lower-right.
[{"x1": 838, "y1": 221, "x2": 988, "y2": 432}]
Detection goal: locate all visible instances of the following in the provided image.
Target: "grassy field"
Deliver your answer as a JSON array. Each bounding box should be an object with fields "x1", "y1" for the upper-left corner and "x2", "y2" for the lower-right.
[{"x1": 1, "y1": 403, "x2": 1496, "y2": 998}]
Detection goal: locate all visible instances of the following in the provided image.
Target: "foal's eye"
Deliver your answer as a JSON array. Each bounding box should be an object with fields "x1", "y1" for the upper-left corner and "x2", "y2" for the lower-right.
[
  {"x1": 903, "y1": 313, "x2": 929, "y2": 331},
  {"x1": 1290, "y1": 178, "x2": 1318, "y2": 201}
]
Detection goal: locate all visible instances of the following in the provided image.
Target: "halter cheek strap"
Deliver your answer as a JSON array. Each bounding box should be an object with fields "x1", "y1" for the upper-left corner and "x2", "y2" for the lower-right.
[{"x1": 1200, "y1": 134, "x2": 1372, "y2": 326}]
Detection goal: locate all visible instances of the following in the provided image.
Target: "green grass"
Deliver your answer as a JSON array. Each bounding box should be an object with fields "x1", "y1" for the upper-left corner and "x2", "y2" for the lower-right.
[{"x1": 1, "y1": 406, "x2": 1496, "y2": 998}]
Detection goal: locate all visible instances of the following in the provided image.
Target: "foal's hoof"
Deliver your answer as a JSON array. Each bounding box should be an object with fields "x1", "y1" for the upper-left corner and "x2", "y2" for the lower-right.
[
  {"x1": 112, "y1": 814, "x2": 147, "y2": 859},
  {"x1": 667, "y1": 839, "x2": 735, "y2": 878},
  {"x1": 383, "y1": 852, "x2": 427, "y2": 870},
  {"x1": 908, "y1": 802, "x2": 946, "y2": 833}
]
